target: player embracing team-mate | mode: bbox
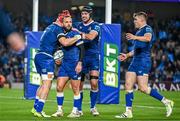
[29,6,174,119]
[31,10,64,118]
[31,10,82,118]
[52,11,85,118]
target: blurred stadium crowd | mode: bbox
[0,6,179,86]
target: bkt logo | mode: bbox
[103,43,119,88]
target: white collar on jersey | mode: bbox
[83,20,94,26]
[139,24,147,30]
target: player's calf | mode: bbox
[138,86,150,94]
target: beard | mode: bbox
[64,26,72,32]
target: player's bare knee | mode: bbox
[90,75,98,89]
[73,89,79,95]
[125,83,129,90]
[125,82,133,90]
[57,85,64,92]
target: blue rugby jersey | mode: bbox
[77,21,100,55]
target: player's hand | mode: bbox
[55,60,61,65]
[117,53,128,61]
[126,33,136,40]
[81,33,86,39]
[75,61,82,74]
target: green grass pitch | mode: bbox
[0,88,180,121]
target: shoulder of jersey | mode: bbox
[145,25,152,31]
[145,25,152,29]
[92,21,99,25]
[49,23,62,31]
[77,22,83,26]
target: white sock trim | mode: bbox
[36,96,39,99]
[126,90,133,93]
[161,97,167,104]
[57,92,64,97]
[126,107,132,112]
[147,87,151,94]
[58,105,62,110]
[91,89,99,92]
[39,99,45,103]
[72,107,78,113]
[74,94,80,100]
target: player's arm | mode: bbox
[126,33,152,42]
[81,30,98,41]
[58,34,81,47]
[126,51,134,58]
[118,51,134,62]
[81,24,100,41]
[75,41,85,73]
[76,41,85,62]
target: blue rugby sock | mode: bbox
[150,88,163,101]
[90,89,98,109]
[125,90,134,111]
[73,94,81,110]
[34,96,39,110]
[36,99,45,113]
[57,92,64,110]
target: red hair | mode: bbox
[57,10,71,23]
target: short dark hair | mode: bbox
[133,12,148,20]
[81,6,93,13]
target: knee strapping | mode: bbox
[90,76,99,80]
[41,73,54,81]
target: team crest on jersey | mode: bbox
[95,25,100,31]
[146,27,151,32]
[79,26,82,30]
